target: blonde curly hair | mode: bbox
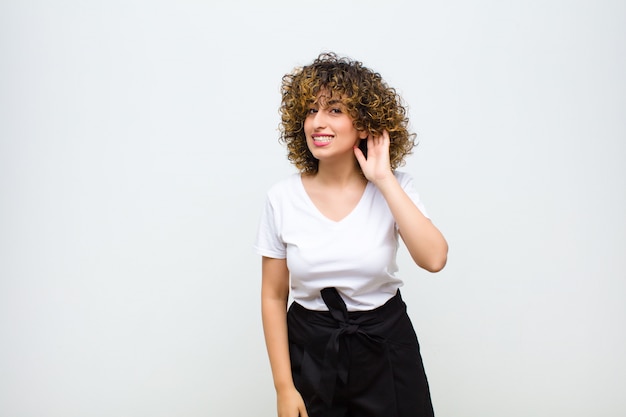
[279,52,416,174]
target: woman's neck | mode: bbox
[312,160,365,187]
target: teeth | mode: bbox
[314,136,333,142]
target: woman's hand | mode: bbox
[354,131,448,272]
[276,386,309,417]
[354,130,394,185]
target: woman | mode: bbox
[255,53,448,417]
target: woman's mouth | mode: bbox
[312,135,334,146]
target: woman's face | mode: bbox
[303,92,368,163]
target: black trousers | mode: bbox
[287,288,434,417]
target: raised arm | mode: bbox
[261,256,309,417]
[354,132,448,272]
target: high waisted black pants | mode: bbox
[287,288,434,417]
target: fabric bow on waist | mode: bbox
[318,287,388,407]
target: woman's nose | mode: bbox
[312,110,326,127]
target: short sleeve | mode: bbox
[396,171,430,219]
[254,194,287,259]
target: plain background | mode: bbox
[1,1,625,416]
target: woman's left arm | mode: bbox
[354,131,448,272]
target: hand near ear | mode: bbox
[354,130,394,185]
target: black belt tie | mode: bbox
[318,287,388,407]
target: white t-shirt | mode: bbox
[255,171,429,311]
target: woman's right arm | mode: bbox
[261,256,308,417]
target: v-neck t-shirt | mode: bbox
[255,171,429,311]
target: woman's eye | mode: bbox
[307,108,318,114]
[330,107,342,114]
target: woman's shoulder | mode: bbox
[393,170,414,186]
[266,173,301,197]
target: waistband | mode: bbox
[289,288,405,323]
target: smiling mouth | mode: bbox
[313,136,334,143]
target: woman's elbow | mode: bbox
[421,255,447,273]
[415,244,448,273]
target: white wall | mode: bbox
[1,1,624,416]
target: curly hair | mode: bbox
[279,52,416,174]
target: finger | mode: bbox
[381,130,390,145]
[365,134,378,150]
[370,134,386,151]
[353,145,366,165]
[375,132,388,147]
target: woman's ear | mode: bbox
[359,130,369,140]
